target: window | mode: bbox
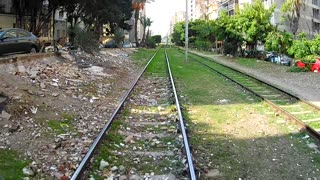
[3,30,17,38]
[313,8,319,19]
[18,30,30,37]
[313,0,318,5]
[313,22,320,31]
[59,11,64,18]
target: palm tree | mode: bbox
[132,0,145,47]
[140,16,152,46]
[132,0,154,47]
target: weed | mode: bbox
[0,149,29,179]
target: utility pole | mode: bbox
[185,0,189,62]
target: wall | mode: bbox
[0,14,15,28]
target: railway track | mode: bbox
[181,50,320,141]
[71,48,196,179]
[183,49,320,142]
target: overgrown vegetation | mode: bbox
[0,149,29,179]
[171,0,274,55]
[171,0,320,66]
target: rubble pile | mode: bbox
[0,49,139,179]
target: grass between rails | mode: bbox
[130,48,157,67]
[167,48,320,179]
[90,48,184,178]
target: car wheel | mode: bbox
[30,47,37,54]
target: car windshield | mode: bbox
[0,30,4,36]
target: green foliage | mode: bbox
[113,27,125,48]
[287,32,312,58]
[75,28,99,53]
[310,34,320,55]
[235,0,275,47]
[151,35,162,44]
[171,22,185,46]
[265,30,293,53]
[170,0,275,54]
[0,149,29,179]
[145,37,156,48]
[189,19,215,50]
[288,66,310,72]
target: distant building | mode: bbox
[195,0,219,20]
[170,11,186,35]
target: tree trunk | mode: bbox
[141,26,146,46]
[134,9,140,47]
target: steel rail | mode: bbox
[186,51,320,141]
[71,48,161,180]
[165,49,196,180]
[186,50,320,111]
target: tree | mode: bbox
[234,0,275,49]
[189,19,215,50]
[215,11,243,55]
[151,35,161,44]
[265,30,293,53]
[281,0,304,37]
[132,0,145,47]
[12,0,64,36]
[171,22,185,46]
[288,32,312,58]
[140,16,153,46]
[131,0,154,47]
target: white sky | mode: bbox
[146,0,185,37]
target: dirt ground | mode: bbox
[0,48,144,178]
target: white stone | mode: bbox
[99,159,109,170]
[22,167,35,176]
[0,110,11,120]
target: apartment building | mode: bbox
[218,0,320,37]
[169,11,186,34]
[195,0,219,20]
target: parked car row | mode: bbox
[0,28,40,56]
[265,52,293,66]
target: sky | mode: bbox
[145,0,185,37]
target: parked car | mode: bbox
[310,59,320,72]
[0,28,40,55]
[122,41,132,48]
[279,54,293,66]
[265,52,293,66]
[104,40,116,48]
[296,58,320,73]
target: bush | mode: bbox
[223,42,238,56]
[151,35,161,44]
[145,37,156,48]
[113,28,125,48]
[287,32,312,58]
[302,55,317,64]
[69,26,99,53]
[288,66,309,72]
